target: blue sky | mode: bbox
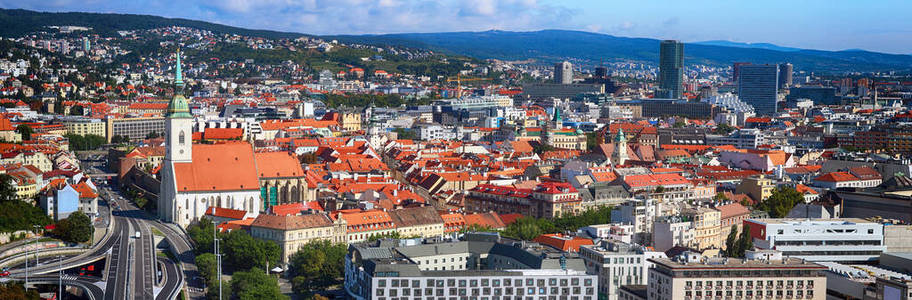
[2,0,910,54]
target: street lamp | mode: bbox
[32,225,41,266]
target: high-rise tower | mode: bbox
[554,61,573,84]
[659,40,684,99]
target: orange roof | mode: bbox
[532,234,593,252]
[463,212,507,229]
[255,151,304,178]
[204,206,248,220]
[173,143,260,192]
[73,182,97,199]
[204,128,243,140]
[498,213,523,225]
[714,203,749,219]
[510,141,534,153]
[814,172,859,182]
[794,184,818,195]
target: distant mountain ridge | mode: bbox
[0,9,909,73]
[692,40,803,52]
[330,29,912,73]
[0,8,306,39]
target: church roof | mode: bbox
[255,151,305,178]
[173,142,260,192]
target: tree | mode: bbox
[70,105,84,116]
[229,268,287,300]
[15,124,33,141]
[724,225,739,257]
[145,131,161,139]
[289,240,347,294]
[756,187,803,218]
[221,229,281,271]
[66,134,107,151]
[0,200,51,232]
[0,282,41,299]
[714,123,736,135]
[53,211,95,243]
[585,132,600,151]
[735,224,753,257]
[111,135,131,144]
[187,218,215,254]
[195,253,217,280]
[0,174,18,202]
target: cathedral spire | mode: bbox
[175,48,184,88]
[167,48,192,119]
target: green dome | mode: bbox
[167,94,192,118]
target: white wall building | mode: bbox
[745,218,885,262]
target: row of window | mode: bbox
[684,289,814,298]
[378,278,594,289]
[376,286,596,297]
[685,280,816,288]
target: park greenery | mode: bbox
[0,199,51,233]
[53,211,95,244]
[188,219,284,299]
[502,205,614,241]
[755,187,804,218]
[65,134,107,151]
[288,240,348,295]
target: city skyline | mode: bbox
[2,0,912,54]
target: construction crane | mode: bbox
[446,74,493,97]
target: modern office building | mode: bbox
[778,63,793,89]
[344,233,598,300]
[555,61,573,84]
[659,40,684,99]
[105,116,166,142]
[786,87,839,105]
[744,218,885,262]
[738,64,779,116]
[647,253,827,300]
[579,240,667,300]
[732,62,751,83]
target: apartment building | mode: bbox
[647,253,827,300]
[345,233,597,300]
[249,213,348,263]
[105,116,166,142]
[682,207,722,250]
[465,182,583,219]
[63,118,106,137]
[745,218,885,262]
[387,206,445,239]
[580,240,667,300]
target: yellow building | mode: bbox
[340,112,362,132]
[683,207,722,250]
[63,118,106,137]
[249,213,347,263]
[736,175,776,203]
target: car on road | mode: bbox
[0,270,10,277]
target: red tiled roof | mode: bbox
[463,212,507,229]
[533,234,593,252]
[814,172,859,182]
[204,206,247,220]
[173,143,260,192]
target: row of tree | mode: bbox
[188,219,285,300]
[502,205,614,241]
[65,134,107,151]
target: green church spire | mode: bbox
[167,48,192,119]
[175,49,184,88]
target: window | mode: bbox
[179,131,185,144]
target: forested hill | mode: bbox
[0,8,305,39]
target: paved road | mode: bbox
[23,275,105,300]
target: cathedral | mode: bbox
[159,50,262,227]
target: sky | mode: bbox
[2,0,911,54]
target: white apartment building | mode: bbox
[653,216,696,252]
[647,255,827,300]
[745,218,885,262]
[580,240,667,300]
[611,198,662,245]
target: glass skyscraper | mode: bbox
[738,64,779,115]
[659,40,684,99]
